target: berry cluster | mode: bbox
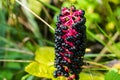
[54,6,86,80]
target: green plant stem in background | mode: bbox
[0,59,32,63]
[96,24,112,41]
[85,54,115,58]
[87,29,106,46]
[94,31,119,62]
[15,0,55,31]
[0,47,33,55]
[42,39,54,46]
[85,61,110,70]
[0,59,110,70]
[21,0,43,46]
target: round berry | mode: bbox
[66,36,74,42]
[64,72,69,77]
[53,70,58,78]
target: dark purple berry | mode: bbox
[53,70,58,78]
[66,36,74,42]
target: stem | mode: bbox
[70,6,72,16]
[0,47,33,55]
[94,31,119,62]
[0,59,32,63]
[85,61,110,70]
[15,0,55,31]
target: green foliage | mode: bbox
[37,0,59,12]
[35,47,54,63]
[25,47,55,79]
[105,68,120,80]
[0,0,120,80]
[80,72,104,80]
[0,69,13,80]
[25,62,55,79]
[25,47,106,80]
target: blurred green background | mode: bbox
[0,0,120,80]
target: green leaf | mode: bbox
[25,62,55,79]
[105,68,120,80]
[25,47,55,79]
[35,47,54,65]
[80,71,104,80]
[21,74,34,80]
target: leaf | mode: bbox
[105,68,120,80]
[80,72,104,80]
[25,47,55,79]
[25,62,55,79]
[35,47,55,65]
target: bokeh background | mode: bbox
[0,0,120,80]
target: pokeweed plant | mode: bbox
[54,6,86,80]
